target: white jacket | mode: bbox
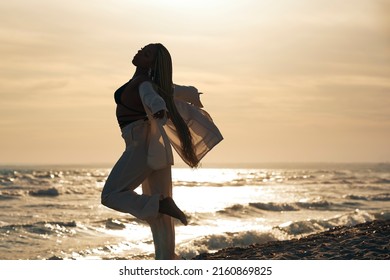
[139,81,223,169]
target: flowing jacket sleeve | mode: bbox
[165,85,223,166]
[139,81,167,114]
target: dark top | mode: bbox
[115,79,147,129]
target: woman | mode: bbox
[101,43,222,259]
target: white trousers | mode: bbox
[101,120,176,259]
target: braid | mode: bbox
[151,44,198,168]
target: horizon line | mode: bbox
[0,161,389,169]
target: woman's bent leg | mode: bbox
[101,121,160,220]
[101,151,160,220]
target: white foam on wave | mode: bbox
[249,202,299,211]
[275,209,379,235]
[177,230,282,259]
[105,218,126,230]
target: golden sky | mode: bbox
[0,0,389,166]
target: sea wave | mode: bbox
[249,202,299,211]
[216,204,264,217]
[0,221,77,236]
[29,188,60,197]
[177,230,281,259]
[0,190,25,199]
[344,193,390,201]
[217,200,345,215]
[105,218,126,230]
[275,209,386,236]
[0,193,19,200]
[373,178,390,184]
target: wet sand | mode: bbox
[194,220,390,260]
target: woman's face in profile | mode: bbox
[132,44,157,68]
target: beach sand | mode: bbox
[193,220,390,260]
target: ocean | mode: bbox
[0,163,389,260]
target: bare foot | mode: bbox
[159,197,188,225]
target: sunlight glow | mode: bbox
[150,0,228,11]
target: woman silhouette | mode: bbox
[101,43,222,259]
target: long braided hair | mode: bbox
[150,43,198,168]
